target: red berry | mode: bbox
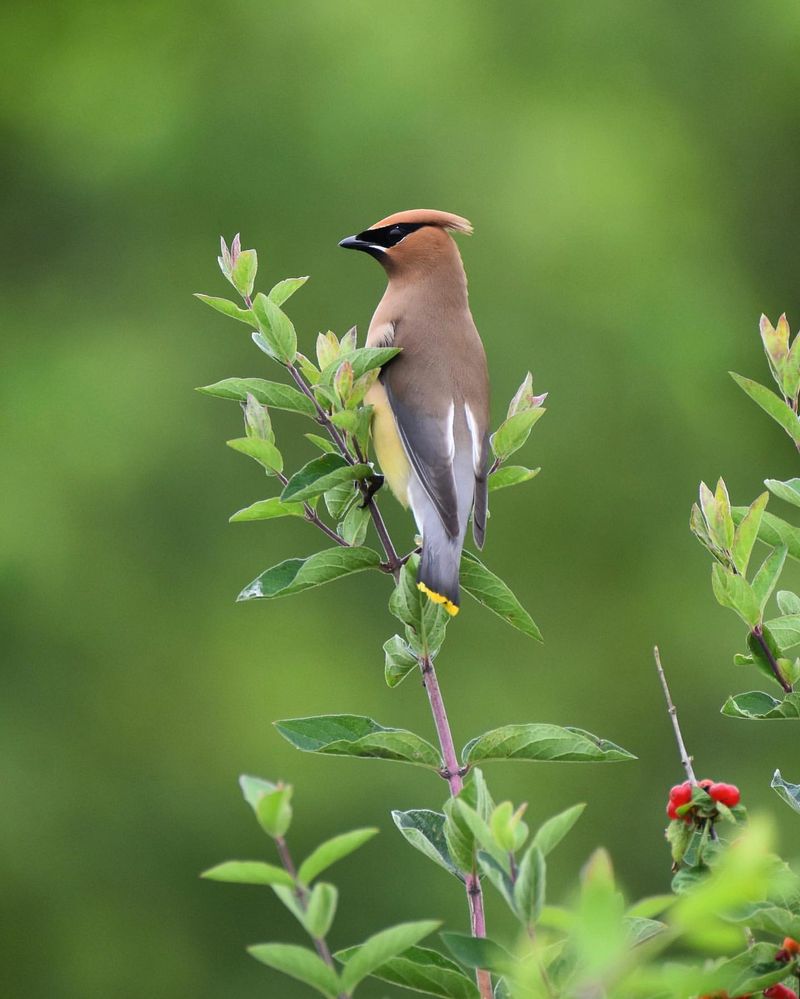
[784,937,800,955]
[709,782,741,807]
[669,781,692,806]
[764,985,798,998]
[699,778,714,790]
[667,800,679,820]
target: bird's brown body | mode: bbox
[340,210,490,614]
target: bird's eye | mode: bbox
[389,226,405,239]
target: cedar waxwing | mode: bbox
[339,209,490,616]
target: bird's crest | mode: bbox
[369,209,473,235]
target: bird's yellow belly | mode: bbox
[366,381,410,508]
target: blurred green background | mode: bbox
[3,1,800,995]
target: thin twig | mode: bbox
[275,836,347,997]
[653,646,697,785]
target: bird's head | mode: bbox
[339,209,472,277]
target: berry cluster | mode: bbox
[698,940,800,998]
[667,779,741,822]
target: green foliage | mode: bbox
[772,769,800,814]
[197,376,317,415]
[334,944,479,999]
[391,809,461,878]
[462,723,636,765]
[237,547,382,601]
[247,943,340,998]
[297,828,379,886]
[275,714,443,769]
[721,690,800,719]
[200,860,294,887]
[338,920,442,993]
[459,552,542,641]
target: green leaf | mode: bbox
[389,558,449,658]
[226,437,283,475]
[194,293,256,325]
[778,590,800,615]
[392,810,461,877]
[275,715,442,769]
[319,346,401,385]
[731,492,769,575]
[268,276,308,306]
[443,794,477,872]
[439,933,516,975]
[532,803,586,856]
[624,916,667,946]
[247,943,340,998]
[239,774,277,810]
[625,895,675,919]
[238,547,381,601]
[304,882,338,939]
[252,293,298,363]
[721,690,800,719]
[384,635,419,688]
[462,724,636,765]
[488,466,540,492]
[514,843,546,924]
[477,851,515,909]
[339,920,441,993]
[751,544,787,612]
[281,454,373,504]
[732,507,800,562]
[197,377,316,416]
[460,551,542,641]
[230,497,307,522]
[490,408,546,460]
[338,501,370,546]
[766,477,800,509]
[334,943,479,999]
[256,786,293,838]
[297,828,379,885]
[711,563,760,628]
[200,860,294,887]
[747,627,792,688]
[764,614,800,649]
[772,769,800,813]
[230,248,257,297]
[726,901,800,938]
[730,372,800,445]
[305,432,338,454]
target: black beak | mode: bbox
[338,235,369,250]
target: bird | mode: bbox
[339,209,490,616]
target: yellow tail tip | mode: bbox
[417,581,460,616]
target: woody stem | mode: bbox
[421,655,493,999]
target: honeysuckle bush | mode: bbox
[690,313,800,814]
[198,236,800,999]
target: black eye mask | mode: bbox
[356,222,426,248]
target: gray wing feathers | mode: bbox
[382,378,461,538]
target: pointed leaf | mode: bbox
[306,432,338,454]
[275,715,442,769]
[338,501,370,546]
[751,544,787,612]
[339,921,441,993]
[392,810,461,877]
[731,492,769,575]
[766,477,800,509]
[230,497,307,522]
[268,276,308,306]
[238,547,380,601]
[711,563,760,628]
[247,943,340,998]
[764,614,800,649]
[477,851,515,909]
[721,690,800,719]
[200,860,294,887]
[227,437,283,475]
[460,551,542,641]
[319,346,401,385]
[490,408,546,460]
[439,933,516,975]
[514,844,546,924]
[297,828,379,885]
[281,454,372,504]
[488,465,540,492]
[384,635,419,688]
[777,590,800,615]
[194,294,255,325]
[230,248,257,298]
[772,769,800,814]
[334,943,479,999]
[462,724,635,765]
[305,882,338,938]
[239,774,276,810]
[532,803,586,856]
[251,293,297,362]
[197,377,316,416]
[730,372,800,445]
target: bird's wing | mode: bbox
[381,369,461,539]
[466,403,489,548]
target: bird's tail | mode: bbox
[417,521,462,617]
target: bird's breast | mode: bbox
[366,380,410,508]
